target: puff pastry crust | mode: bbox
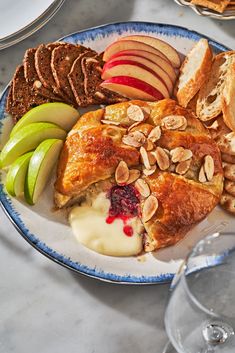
[55,99,223,252]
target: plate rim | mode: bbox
[0,21,231,285]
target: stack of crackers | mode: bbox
[6,42,126,122]
[175,39,235,214]
[190,0,235,13]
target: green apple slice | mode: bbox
[0,122,66,168]
[24,139,63,205]
[5,152,33,197]
[10,102,79,137]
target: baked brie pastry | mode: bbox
[54,99,223,254]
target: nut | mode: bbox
[170,147,193,163]
[140,146,151,170]
[142,195,159,222]
[127,121,142,132]
[148,126,161,142]
[199,165,207,183]
[148,152,156,165]
[153,147,170,170]
[101,119,120,126]
[127,104,146,122]
[143,139,154,151]
[126,169,141,184]
[176,159,191,175]
[33,80,42,89]
[135,178,151,198]
[122,131,146,148]
[143,165,157,176]
[115,161,129,185]
[162,115,187,130]
[204,155,214,181]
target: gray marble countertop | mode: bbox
[0,1,234,352]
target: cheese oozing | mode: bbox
[69,192,143,257]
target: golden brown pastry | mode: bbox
[55,99,223,252]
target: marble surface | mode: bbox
[0,1,234,352]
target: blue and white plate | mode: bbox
[0,22,233,284]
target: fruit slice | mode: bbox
[5,152,33,197]
[100,76,164,101]
[107,57,173,93]
[102,60,169,98]
[25,139,63,205]
[0,122,66,168]
[10,102,79,137]
[103,40,170,63]
[109,49,177,82]
[118,35,181,68]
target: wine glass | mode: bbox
[163,232,235,353]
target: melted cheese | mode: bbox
[69,192,143,257]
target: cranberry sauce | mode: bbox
[106,185,140,237]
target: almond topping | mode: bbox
[162,115,187,130]
[143,139,154,151]
[142,195,159,222]
[143,165,157,176]
[140,146,151,170]
[101,119,120,126]
[148,152,156,165]
[127,104,145,122]
[176,159,191,175]
[170,147,193,163]
[148,126,161,142]
[135,178,150,198]
[115,161,129,185]
[153,147,170,170]
[127,121,142,132]
[126,169,141,185]
[199,165,207,183]
[204,155,214,181]
[122,131,146,148]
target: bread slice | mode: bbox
[176,38,212,108]
[196,51,235,122]
[221,61,235,131]
[191,0,230,13]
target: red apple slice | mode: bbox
[119,35,181,68]
[110,49,177,82]
[103,40,170,63]
[100,76,164,101]
[102,60,169,98]
[107,56,173,94]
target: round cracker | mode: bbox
[221,153,235,164]
[224,179,235,197]
[223,162,235,182]
[220,191,235,214]
[217,132,235,156]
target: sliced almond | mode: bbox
[101,119,120,126]
[135,178,150,198]
[153,147,170,170]
[207,120,219,130]
[142,106,151,115]
[148,152,156,165]
[122,131,146,148]
[204,155,214,181]
[143,165,157,176]
[142,195,159,222]
[162,115,187,130]
[176,159,191,175]
[179,120,188,131]
[126,169,141,184]
[140,146,151,170]
[127,121,142,132]
[170,147,193,163]
[115,161,129,185]
[143,139,154,151]
[127,104,145,122]
[199,165,207,183]
[148,126,161,142]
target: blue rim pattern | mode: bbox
[0,22,230,284]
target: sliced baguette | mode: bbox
[176,38,212,108]
[222,61,235,131]
[196,51,235,122]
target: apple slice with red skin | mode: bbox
[107,56,173,94]
[103,40,170,63]
[109,49,177,82]
[102,60,169,98]
[118,35,181,68]
[100,76,164,101]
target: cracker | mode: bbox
[224,179,235,197]
[191,0,230,13]
[221,153,235,164]
[220,191,235,214]
[223,162,235,181]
